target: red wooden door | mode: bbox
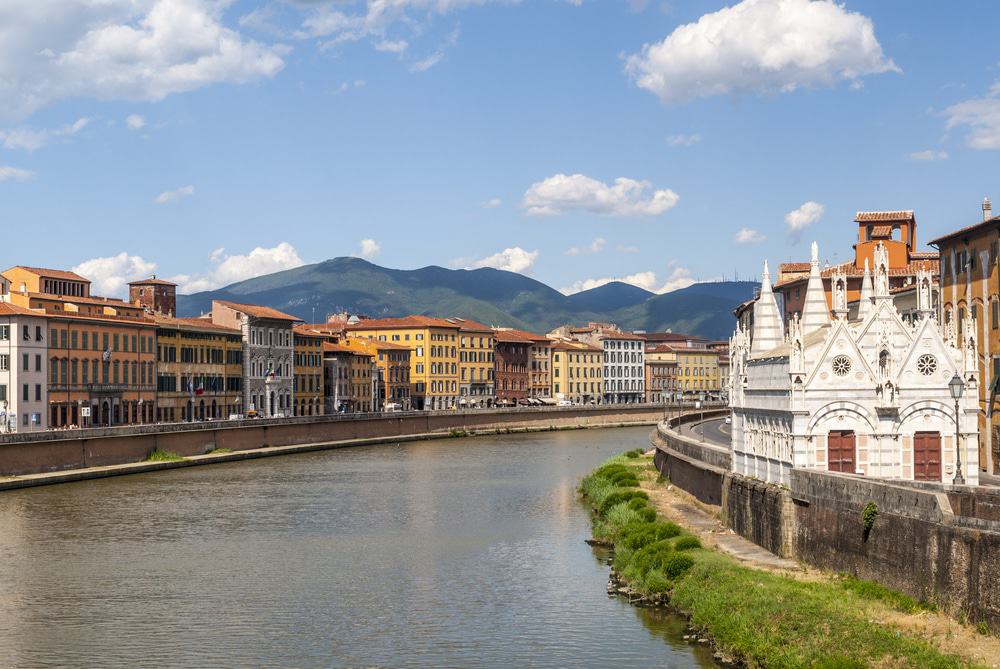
[828,430,856,473]
[913,432,942,481]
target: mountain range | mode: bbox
[176,257,757,340]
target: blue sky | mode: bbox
[2,0,1000,297]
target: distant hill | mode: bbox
[566,281,654,312]
[177,257,756,339]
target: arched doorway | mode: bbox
[828,430,856,473]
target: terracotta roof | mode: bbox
[910,251,938,259]
[493,327,548,342]
[322,342,373,356]
[370,340,412,351]
[773,257,939,288]
[151,314,240,334]
[778,262,811,272]
[291,324,327,339]
[128,276,177,287]
[445,317,493,332]
[294,323,345,335]
[24,292,137,308]
[0,303,47,317]
[600,331,646,341]
[5,266,90,282]
[493,329,533,343]
[213,300,300,322]
[870,224,893,237]
[855,211,915,222]
[927,216,1000,246]
[345,315,461,330]
[551,340,602,353]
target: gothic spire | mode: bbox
[858,258,874,321]
[751,260,783,355]
[800,241,831,334]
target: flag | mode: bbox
[195,381,204,396]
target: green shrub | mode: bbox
[580,476,618,509]
[643,569,672,593]
[637,508,657,522]
[627,497,648,510]
[609,471,639,487]
[620,521,681,551]
[625,448,644,459]
[625,540,674,579]
[861,502,878,533]
[661,553,696,579]
[605,502,644,538]
[674,535,702,551]
[599,489,648,514]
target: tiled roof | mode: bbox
[927,216,1000,246]
[5,266,90,282]
[551,340,602,353]
[214,300,300,322]
[0,303,46,317]
[778,262,811,272]
[494,327,548,342]
[446,317,493,332]
[855,211,914,222]
[322,342,373,356]
[152,314,241,334]
[773,257,939,288]
[25,292,136,308]
[345,315,460,330]
[493,329,533,343]
[128,276,177,287]
[870,224,893,237]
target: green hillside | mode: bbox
[176,257,755,339]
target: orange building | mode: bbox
[771,212,939,325]
[336,337,412,411]
[2,266,157,427]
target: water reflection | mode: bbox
[0,427,718,669]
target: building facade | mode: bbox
[929,199,1000,474]
[211,301,298,418]
[293,326,324,417]
[552,323,645,404]
[456,318,494,407]
[644,347,679,405]
[496,328,551,400]
[337,337,411,411]
[731,242,979,486]
[152,315,243,422]
[346,316,461,410]
[0,303,48,432]
[494,329,530,405]
[323,343,375,412]
[550,340,603,404]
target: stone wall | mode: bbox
[0,406,665,476]
[651,420,1000,631]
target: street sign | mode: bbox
[80,407,91,418]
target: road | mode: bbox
[679,416,731,447]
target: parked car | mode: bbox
[724,416,732,425]
[383,402,403,413]
[556,399,573,407]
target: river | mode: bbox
[0,426,720,668]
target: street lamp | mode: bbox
[948,372,965,485]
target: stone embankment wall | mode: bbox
[653,420,1000,631]
[0,405,665,477]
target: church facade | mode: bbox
[729,241,980,486]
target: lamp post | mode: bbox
[949,372,965,485]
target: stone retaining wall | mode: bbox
[652,420,1000,631]
[0,406,665,477]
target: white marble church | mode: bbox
[729,241,980,486]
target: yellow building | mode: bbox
[454,318,494,407]
[550,340,603,404]
[151,315,243,422]
[657,345,721,398]
[293,326,325,417]
[345,316,461,410]
[337,337,412,411]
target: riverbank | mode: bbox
[581,452,1000,669]
[0,420,657,492]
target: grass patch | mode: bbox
[210,448,232,455]
[144,448,185,462]
[580,451,973,669]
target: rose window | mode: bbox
[917,354,937,376]
[832,355,852,377]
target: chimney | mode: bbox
[984,196,993,221]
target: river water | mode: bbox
[0,426,720,668]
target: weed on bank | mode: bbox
[580,452,981,669]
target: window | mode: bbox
[0,354,8,371]
[993,301,999,330]
[0,325,7,340]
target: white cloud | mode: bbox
[470,247,538,274]
[0,166,35,182]
[523,173,679,217]
[171,242,305,293]
[907,149,948,161]
[126,114,146,130]
[72,252,157,297]
[155,184,195,204]
[625,0,898,105]
[785,200,824,238]
[483,198,502,209]
[561,264,701,295]
[355,238,381,260]
[617,245,640,253]
[734,227,767,244]
[666,133,701,147]
[375,39,408,53]
[0,0,287,120]
[565,237,606,256]
[410,53,444,72]
[945,88,1000,150]
[0,117,90,151]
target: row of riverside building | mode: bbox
[733,201,1000,479]
[0,266,730,432]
